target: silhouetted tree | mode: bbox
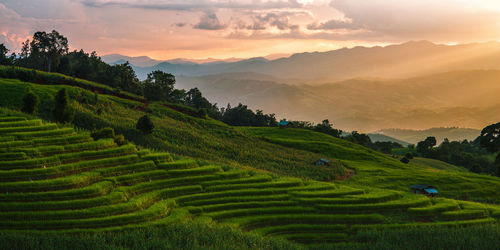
[0,43,13,65]
[52,88,74,123]
[405,152,414,159]
[20,30,69,72]
[314,119,342,138]
[416,136,437,156]
[21,88,39,114]
[143,70,176,101]
[136,115,154,135]
[344,131,372,147]
[479,122,500,176]
[479,122,500,153]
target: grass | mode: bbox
[0,221,299,250]
[242,127,500,204]
[0,77,348,181]
[0,74,499,248]
[319,224,500,250]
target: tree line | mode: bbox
[0,30,282,127]
[405,126,500,176]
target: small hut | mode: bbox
[314,158,330,166]
[278,119,290,127]
[410,184,438,197]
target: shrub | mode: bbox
[91,127,115,141]
[20,89,39,114]
[53,88,74,123]
[405,152,414,159]
[136,115,154,135]
[198,108,208,118]
[114,134,127,146]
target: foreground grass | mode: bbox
[316,224,500,250]
[0,221,299,250]
[2,223,499,250]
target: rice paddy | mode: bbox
[0,113,498,247]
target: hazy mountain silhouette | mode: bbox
[176,70,500,132]
[107,41,500,132]
[120,41,500,81]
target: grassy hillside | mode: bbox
[242,127,500,204]
[0,77,346,181]
[0,73,499,248]
[0,110,498,248]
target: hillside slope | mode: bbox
[242,127,500,204]
[0,110,498,247]
[0,77,346,181]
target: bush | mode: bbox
[405,152,414,159]
[20,89,39,114]
[114,134,127,146]
[198,108,208,118]
[136,115,154,135]
[91,127,115,141]
[53,88,74,123]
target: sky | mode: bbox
[2,0,500,60]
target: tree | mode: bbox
[53,88,74,123]
[0,43,13,65]
[314,119,342,138]
[416,136,437,156]
[344,131,372,147]
[405,152,414,159]
[136,115,154,135]
[143,70,176,101]
[400,157,410,164]
[108,62,142,95]
[479,122,500,153]
[28,30,69,72]
[221,103,255,126]
[21,89,39,114]
[479,122,500,176]
[185,88,212,110]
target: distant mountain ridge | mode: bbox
[375,127,481,145]
[103,41,500,132]
[101,54,246,68]
[176,70,500,131]
[106,41,500,81]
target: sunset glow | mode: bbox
[2,0,500,59]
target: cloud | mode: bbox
[173,22,187,27]
[193,12,226,30]
[321,0,500,41]
[307,18,361,30]
[253,12,299,30]
[82,0,303,11]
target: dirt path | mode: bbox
[336,169,355,180]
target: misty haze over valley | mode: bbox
[104,41,500,132]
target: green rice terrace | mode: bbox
[0,112,499,248]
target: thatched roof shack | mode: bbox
[410,184,438,197]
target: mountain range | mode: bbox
[102,41,500,132]
[104,41,500,82]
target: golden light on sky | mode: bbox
[1,0,500,60]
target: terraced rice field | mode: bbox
[0,114,499,245]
